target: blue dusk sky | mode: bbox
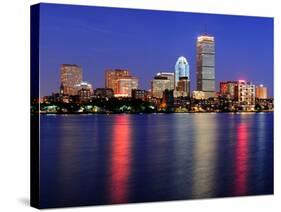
[38,3,274,97]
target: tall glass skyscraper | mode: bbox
[175,56,189,89]
[196,35,216,98]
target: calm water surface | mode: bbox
[40,113,273,208]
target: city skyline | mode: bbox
[39,4,273,97]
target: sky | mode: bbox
[38,3,274,97]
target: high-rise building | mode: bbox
[105,69,130,94]
[175,56,189,89]
[156,72,174,90]
[175,76,190,97]
[60,64,83,95]
[115,76,138,97]
[256,84,268,99]
[196,35,216,98]
[220,81,237,99]
[151,75,173,98]
[235,80,255,109]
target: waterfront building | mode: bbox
[115,76,138,97]
[105,69,138,97]
[175,56,189,89]
[196,35,216,98]
[192,90,206,100]
[132,89,148,100]
[156,72,175,90]
[74,81,93,94]
[60,64,83,95]
[220,81,237,99]
[151,75,173,98]
[94,88,114,98]
[105,69,130,94]
[256,84,268,99]
[175,76,190,97]
[78,88,92,103]
[74,82,93,103]
[235,80,255,110]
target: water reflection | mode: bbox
[192,114,217,198]
[234,121,249,195]
[109,115,132,203]
[39,113,273,208]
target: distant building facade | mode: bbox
[78,88,92,103]
[132,89,148,100]
[105,69,130,93]
[60,64,83,95]
[115,76,138,97]
[94,88,114,98]
[220,81,237,99]
[74,81,93,94]
[105,69,138,97]
[74,82,93,103]
[175,56,189,89]
[196,35,216,98]
[151,75,173,98]
[175,76,190,97]
[235,80,255,109]
[255,84,268,99]
[156,72,175,90]
[192,90,206,100]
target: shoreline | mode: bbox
[32,110,274,115]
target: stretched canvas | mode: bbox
[31,3,274,209]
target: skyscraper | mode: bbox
[196,35,216,98]
[105,69,130,94]
[60,64,83,95]
[176,76,190,97]
[156,72,174,90]
[151,75,172,99]
[175,56,189,89]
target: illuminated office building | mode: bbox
[156,72,174,90]
[196,35,216,98]
[105,69,130,94]
[60,64,83,95]
[115,76,138,97]
[151,75,173,99]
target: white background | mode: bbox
[0,0,280,211]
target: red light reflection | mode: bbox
[234,123,249,195]
[109,115,131,203]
